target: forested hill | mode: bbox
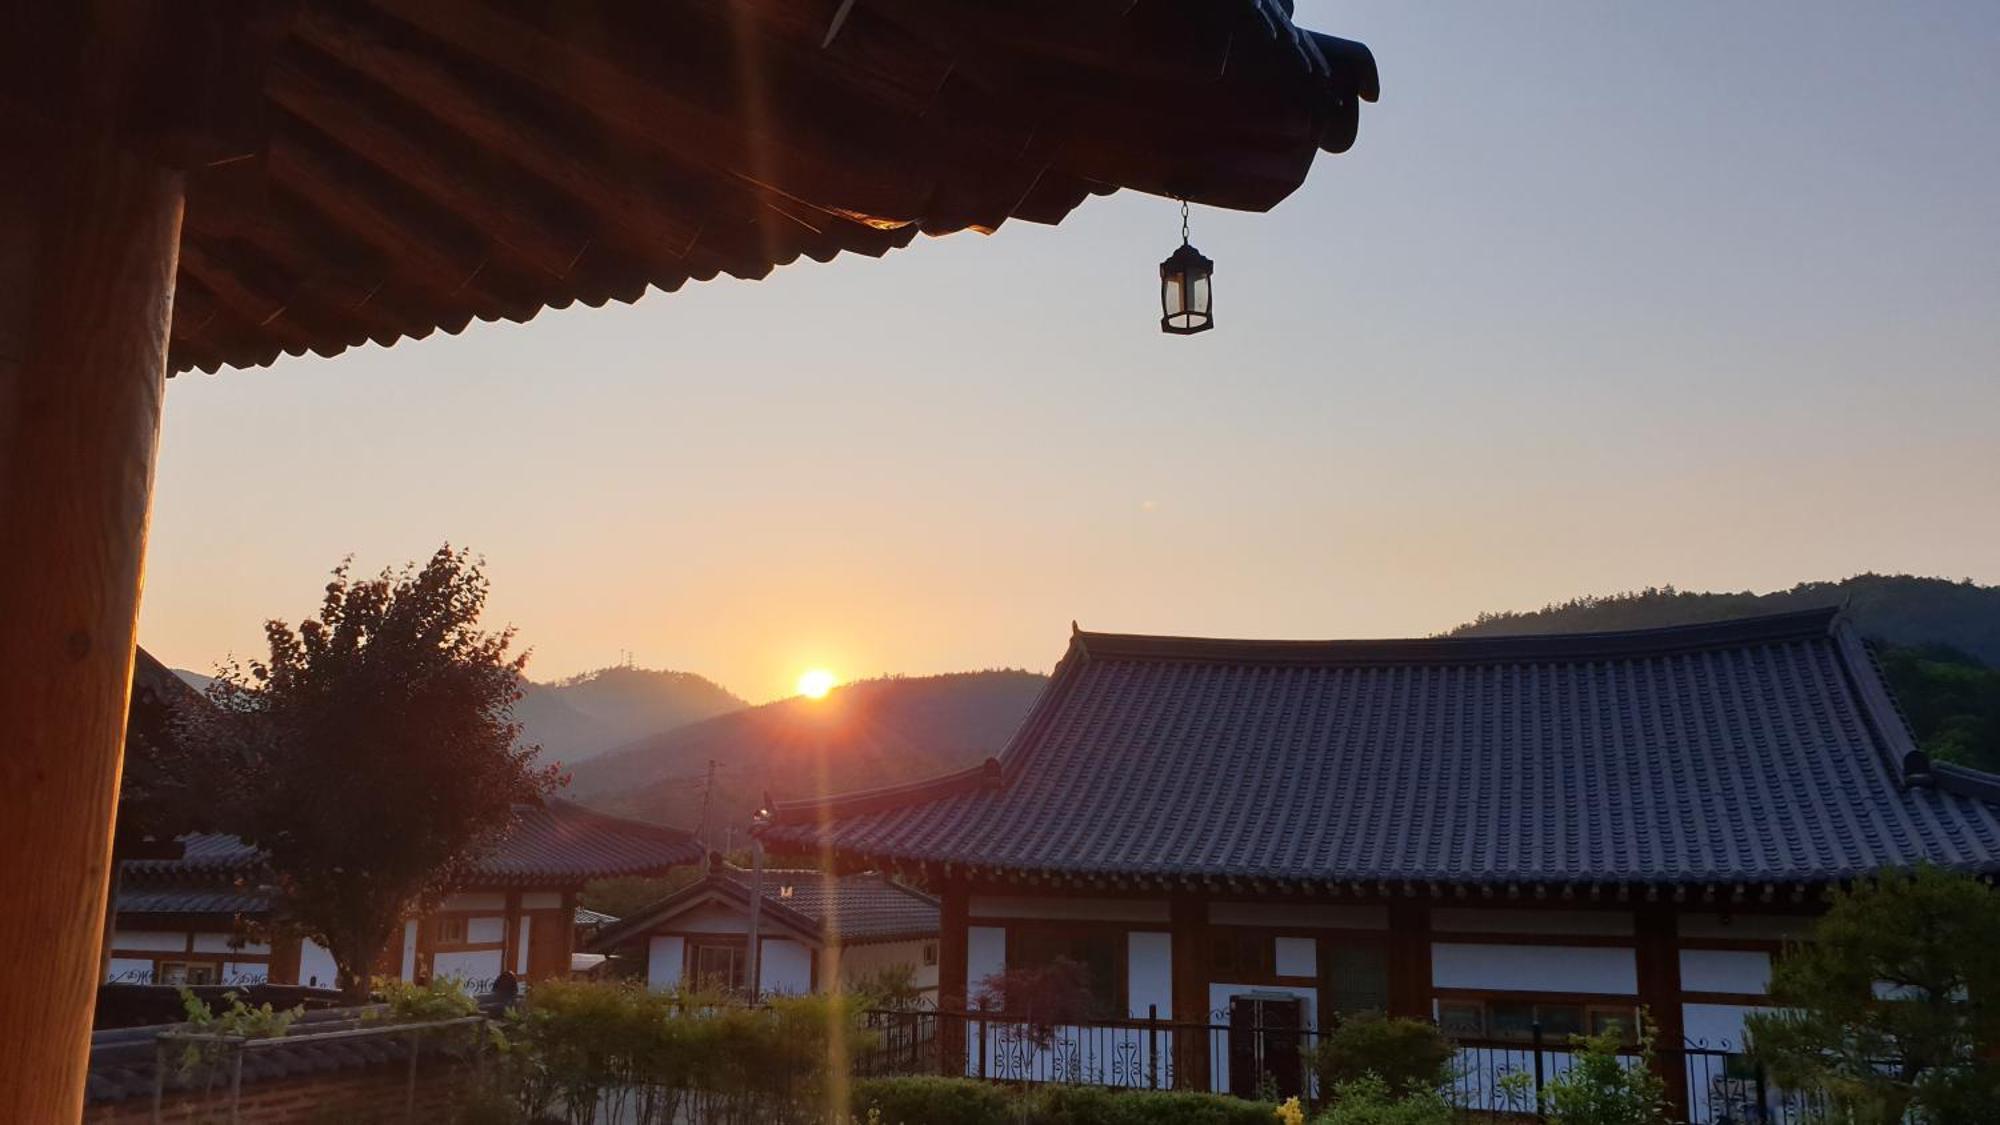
[1452,575,2000,772]
[564,669,1049,836]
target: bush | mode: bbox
[1540,1029,1667,1125]
[1026,1084,1277,1125]
[850,1076,1013,1125]
[1311,1075,1453,1125]
[372,975,479,1022]
[1309,1014,1454,1097]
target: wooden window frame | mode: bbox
[1001,921,1129,1018]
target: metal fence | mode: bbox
[854,1006,1830,1124]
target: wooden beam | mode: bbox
[0,129,182,1123]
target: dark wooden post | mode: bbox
[0,124,183,1120]
[1169,893,1209,1091]
[1634,902,1688,1120]
[1386,900,1433,1019]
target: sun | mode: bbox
[796,668,838,700]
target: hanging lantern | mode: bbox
[1159,200,1213,335]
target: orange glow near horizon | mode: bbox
[795,668,838,699]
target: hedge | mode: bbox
[850,1077,1276,1125]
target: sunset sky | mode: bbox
[137,1,2000,704]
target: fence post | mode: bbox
[1148,1004,1159,1090]
[405,1026,421,1123]
[1755,1059,1770,1124]
[1531,1021,1546,1123]
[228,1041,245,1125]
[975,1003,987,1080]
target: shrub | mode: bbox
[1026,1084,1279,1125]
[1311,1075,1453,1125]
[1540,1029,1667,1125]
[850,1076,1013,1125]
[1309,1014,1454,1097]
[372,975,479,1022]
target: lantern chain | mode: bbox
[1180,199,1191,245]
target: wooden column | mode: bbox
[1386,900,1433,1019]
[0,127,182,1121]
[936,881,969,1068]
[1635,903,1688,1120]
[1168,893,1210,1091]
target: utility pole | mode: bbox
[745,834,765,998]
[695,759,717,853]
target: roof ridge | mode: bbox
[1074,607,1842,667]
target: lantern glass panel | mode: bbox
[1163,273,1185,319]
[1190,272,1211,316]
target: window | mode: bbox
[158,961,219,986]
[689,941,745,992]
[1324,945,1390,1017]
[1438,1001,1484,1037]
[1010,929,1121,1017]
[434,916,468,944]
[921,941,939,968]
[1441,999,1638,1043]
[1210,929,1271,979]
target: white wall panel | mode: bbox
[1431,943,1637,995]
[968,926,1006,997]
[433,949,504,988]
[193,934,268,954]
[300,939,339,989]
[441,892,507,911]
[516,916,531,974]
[761,938,814,995]
[648,936,685,990]
[1679,949,1770,995]
[400,920,417,980]
[224,962,269,984]
[1127,932,1173,1017]
[467,917,507,944]
[106,958,155,984]
[1274,937,1317,978]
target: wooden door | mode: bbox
[1227,995,1305,1100]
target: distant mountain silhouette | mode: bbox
[1449,574,2000,666]
[566,670,1048,838]
[518,667,747,766]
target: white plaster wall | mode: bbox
[112,930,187,952]
[441,892,507,911]
[1127,932,1172,1018]
[1430,908,1634,936]
[299,939,339,989]
[648,936,685,990]
[1274,937,1316,978]
[399,920,417,980]
[520,891,563,910]
[1679,913,1812,941]
[1208,903,1387,929]
[467,916,507,944]
[1680,949,1770,995]
[515,916,531,974]
[673,901,758,933]
[761,938,814,994]
[1431,943,1637,995]
[967,925,1006,997]
[106,958,155,983]
[434,949,504,989]
[224,962,269,984]
[968,897,1169,923]
[1682,1002,1761,1053]
[1206,984,1318,1096]
[193,934,268,955]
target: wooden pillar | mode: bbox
[1169,893,1210,1091]
[1386,900,1433,1019]
[0,126,182,1120]
[936,881,969,1068]
[1635,903,1688,1120]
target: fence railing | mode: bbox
[853,1006,1831,1124]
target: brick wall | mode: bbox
[85,1059,474,1124]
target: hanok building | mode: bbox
[761,610,2000,1111]
[592,857,940,1000]
[109,799,703,992]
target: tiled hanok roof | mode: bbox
[761,611,2000,890]
[592,864,939,951]
[115,887,272,916]
[117,799,701,900]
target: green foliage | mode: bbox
[371,975,480,1022]
[1746,866,2000,1123]
[175,988,304,1074]
[485,979,872,1124]
[849,1077,1013,1125]
[848,962,927,1010]
[1308,1014,1455,1098]
[1026,1085,1278,1125]
[1877,644,2000,772]
[190,546,562,999]
[1310,1075,1453,1125]
[1540,1029,1667,1125]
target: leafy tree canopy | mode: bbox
[193,546,560,999]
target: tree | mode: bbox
[195,547,561,1000]
[1746,867,2000,1123]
